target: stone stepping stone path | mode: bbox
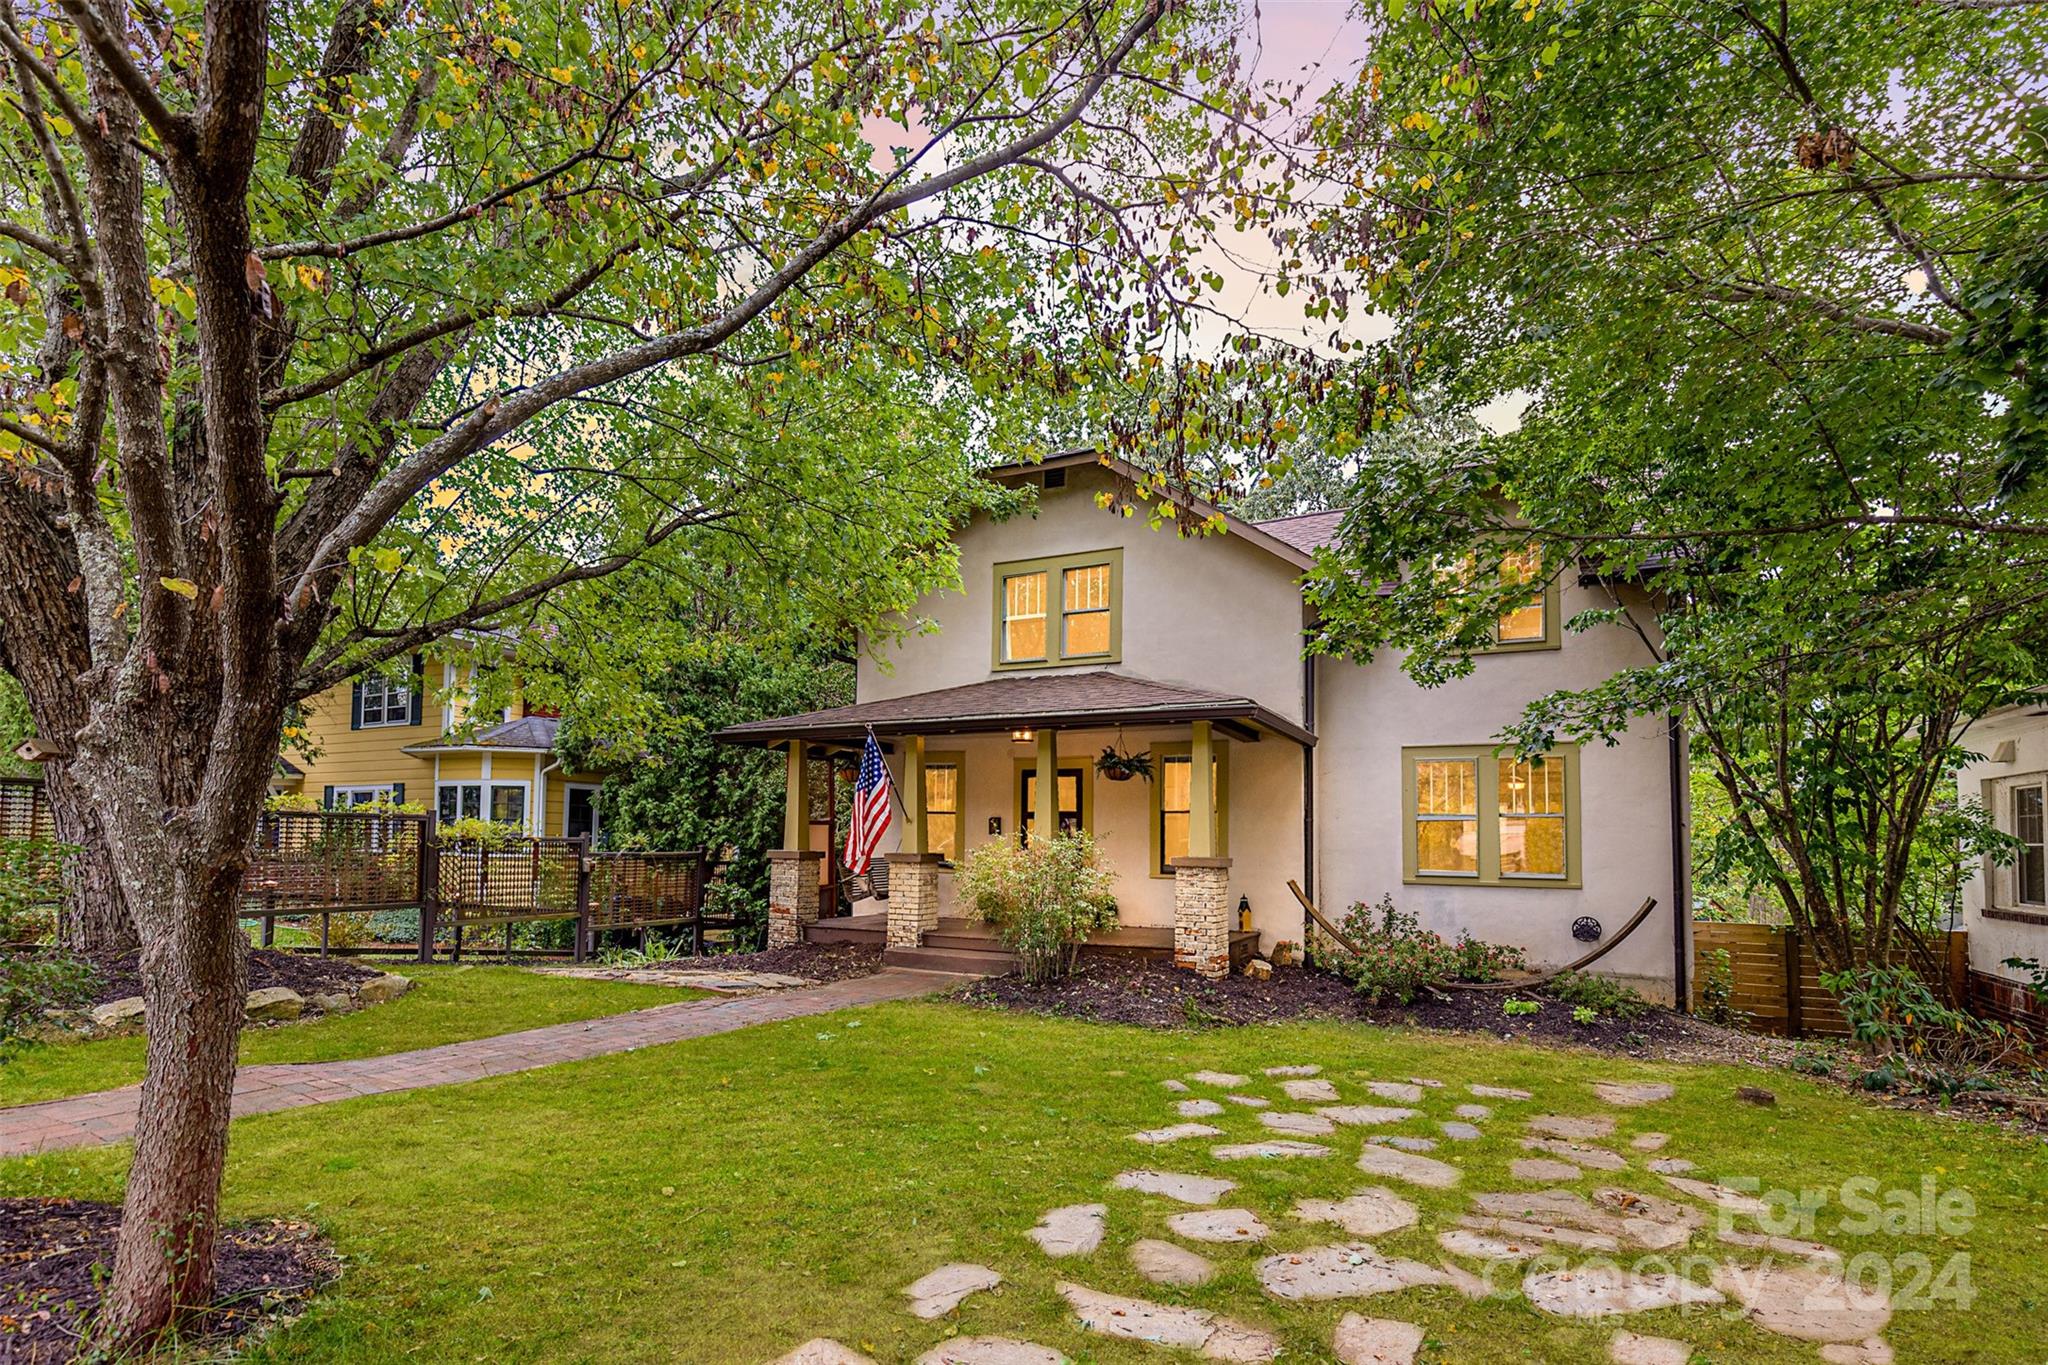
[1225,1093,1271,1108]
[1133,1122,1223,1145]
[1521,1136,1627,1171]
[1593,1081,1675,1107]
[1527,1114,1617,1140]
[1167,1208,1271,1243]
[1609,1330,1691,1365]
[1255,1243,1452,1301]
[1820,1341,1896,1365]
[1470,1084,1532,1100]
[1259,1109,1337,1136]
[1028,1203,1106,1257]
[1710,1262,1893,1343]
[1438,1121,1483,1141]
[905,1263,1003,1319]
[1113,1169,1237,1205]
[1460,1214,1619,1253]
[1057,1282,1278,1361]
[1291,1189,1420,1238]
[1438,1228,1547,1262]
[1510,1157,1584,1183]
[773,1340,875,1365]
[1629,1132,1669,1152]
[1661,1173,1769,1215]
[1161,1079,1190,1092]
[1319,1105,1420,1127]
[1364,1081,1425,1103]
[1646,1157,1695,1175]
[1357,1143,1460,1188]
[1131,1237,1215,1286]
[1214,1139,1332,1160]
[1454,1104,1492,1121]
[1333,1313,1425,1365]
[916,1340,1067,1365]
[1436,1258,1494,1300]
[1408,1077,1446,1088]
[1265,1064,1322,1076]
[1190,1070,1251,1087]
[1370,1134,1438,1153]
[1718,1228,1842,1263]
[1281,1077,1341,1102]
[1467,1188,1700,1253]
[1177,1098,1226,1118]
[1523,1265,1723,1318]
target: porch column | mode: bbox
[1034,726,1058,840]
[1172,855,1234,980]
[1189,720,1215,857]
[901,734,927,855]
[885,852,942,949]
[769,740,820,948]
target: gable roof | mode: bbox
[985,451,1317,573]
[403,714,560,754]
[714,670,1315,747]
[1250,508,1344,555]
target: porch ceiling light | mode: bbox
[1011,728,1035,742]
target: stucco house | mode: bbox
[274,652,608,841]
[718,452,1689,1002]
[1954,705,2048,1023]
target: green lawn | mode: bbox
[0,966,706,1107]
[3,999,2044,1362]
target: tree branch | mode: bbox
[57,0,193,155]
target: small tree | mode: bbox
[955,830,1117,984]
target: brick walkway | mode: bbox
[0,969,961,1159]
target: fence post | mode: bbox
[417,811,438,965]
[1781,927,1804,1039]
[573,834,592,964]
[1947,930,1968,1005]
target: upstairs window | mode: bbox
[1495,546,1550,645]
[993,549,1122,668]
[356,673,412,727]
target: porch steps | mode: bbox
[882,944,1019,975]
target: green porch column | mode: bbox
[782,739,810,852]
[1189,720,1215,858]
[1034,726,1058,839]
[901,734,927,855]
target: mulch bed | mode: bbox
[959,958,1719,1059]
[78,947,380,1009]
[658,942,885,983]
[0,1198,335,1363]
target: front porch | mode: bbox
[714,672,1314,979]
[807,911,1263,975]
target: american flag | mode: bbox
[842,730,894,875]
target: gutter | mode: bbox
[1301,646,1317,947]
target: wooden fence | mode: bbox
[1691,921,1969,1039]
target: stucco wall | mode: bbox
[1313,583,1687,1003]
[1956,707,2048,982]
[859,464,1311,724]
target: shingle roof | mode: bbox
[403,714,560,753]
[714,671,1315,747]
[1251,509,1344,554]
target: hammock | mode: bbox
[1286,879,1659,993]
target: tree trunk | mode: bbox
[46,767,137,954]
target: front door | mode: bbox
[1018,766,1085,842]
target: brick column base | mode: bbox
[766,849,824,949]
[1172,856,1234,980]
[884,852,943,949]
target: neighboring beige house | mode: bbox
[719,452,1688,1002]
[1956,706,2048,1019]
[275,652,608,840]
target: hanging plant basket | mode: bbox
[1095,744,1152,783]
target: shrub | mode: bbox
[1503,997,1541,1017]
[1696,947,1743,1026]
[1820,963,2008,1076]
[0,836,70,943]
[1449,933,1526,983]
[1325,895,1461,1005]
[1572,1005,1598,1026]
[1,951,97,1057]
[955,831,1117,984]
[1547,970,1652,1021]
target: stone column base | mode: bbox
[1172,856,1234,980]
[766,849,824,949]
[884,852,944,949]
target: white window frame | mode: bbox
[2013,781,2046,907]
[358,673,413,727]
[437,779,533,831]
[563,782,602,840]
[330,783,394,808]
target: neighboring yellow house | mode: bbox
[275,653,609,841]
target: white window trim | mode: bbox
[2013,780,2046,908]
[563,782,602,839]
[358,673,413,728]
[436,778,535,832]
[330,783,395,806]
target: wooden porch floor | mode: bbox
[806,912,1259,974]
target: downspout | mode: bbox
[1668,712,1690,1011]
[1301,645,1317,946]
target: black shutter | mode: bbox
[349,682,363,730]
[409,654,426,725]
[391,782,404,806]
[322,784,335,808]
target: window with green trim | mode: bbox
[993,549,1122,668]
[1151,741,1228,875]
[925,754,963,863]
[1403,745,1579,887]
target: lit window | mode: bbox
[1498,757,1566,877]
[1495,546,1547,644]
[1155,747,1226,874]
[926,760,961,863]
[1062,564,1113,657]
[1002,570,1048,662]
[1414,758,1479,876]
[2016,785,2045,905]
[1018,766,1083,839]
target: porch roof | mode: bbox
[713,671,1316,748]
